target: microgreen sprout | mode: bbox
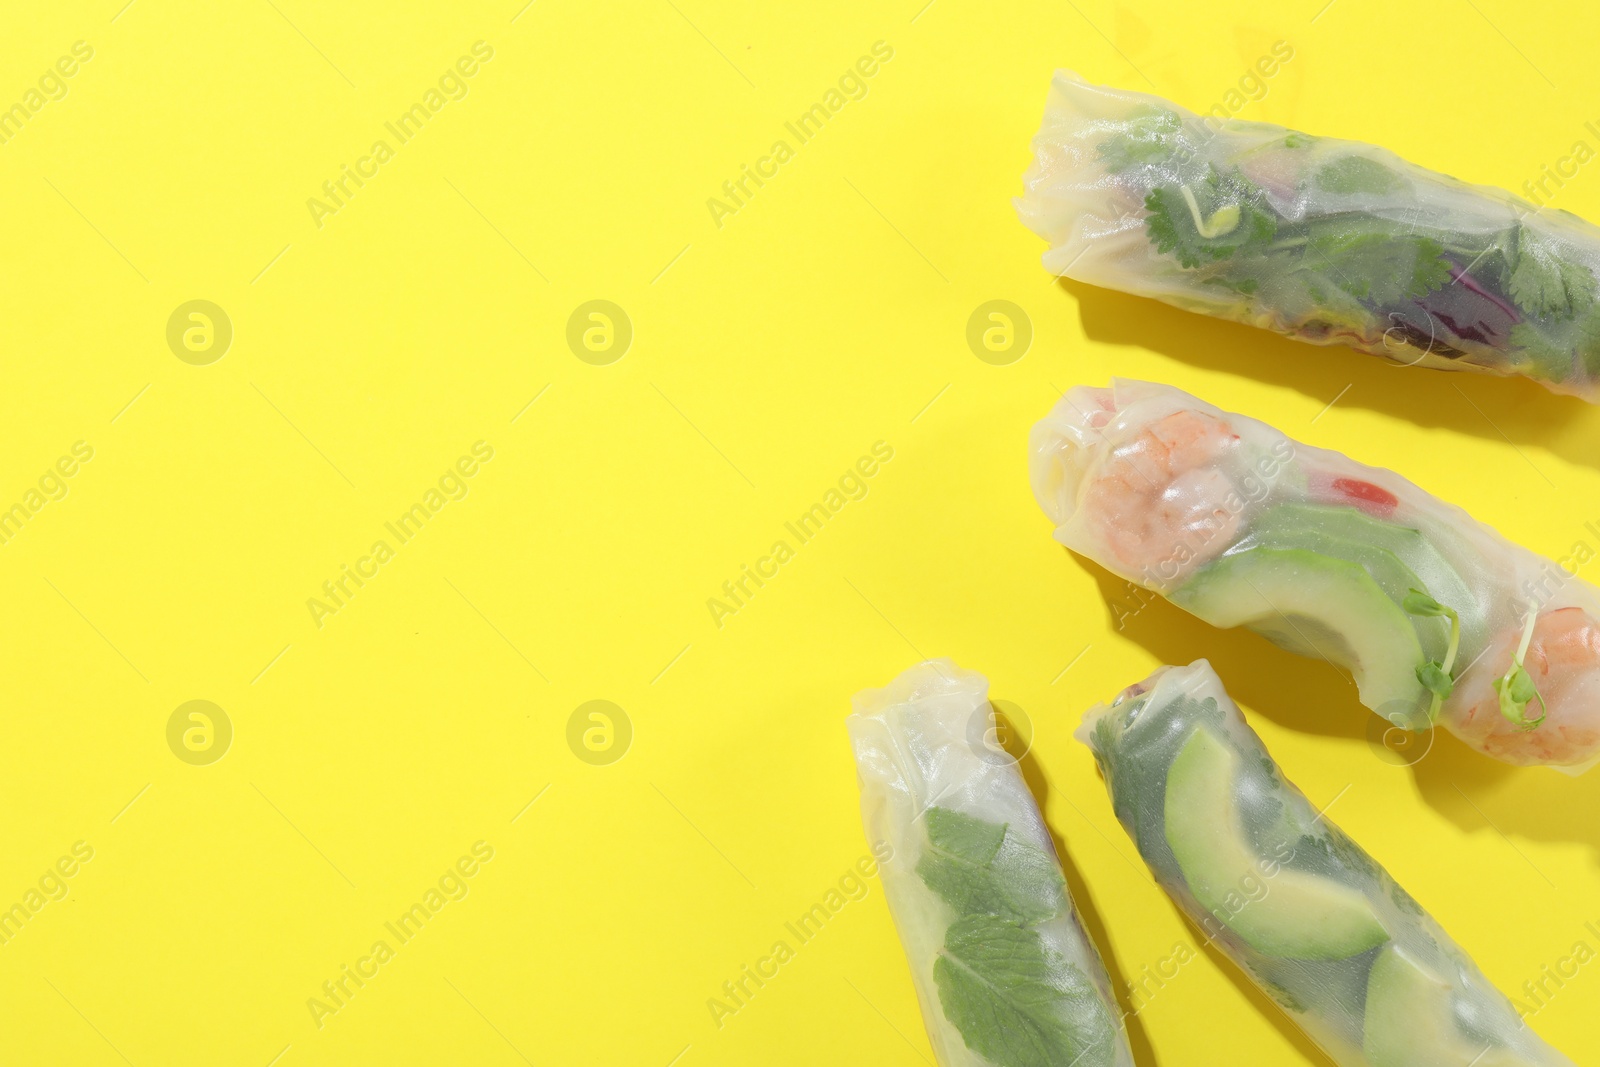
[1179,185,1241,239]
[1402,589,1459,722]
[1493,600,1548,731]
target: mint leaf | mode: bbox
[1096,105,1183,174]
[1314,155,1405,196]
[1306,231,1451,306]
[917,808,1065,923]
[1283,131,1317,149]
[934,914,1119,1067]
[1145,166,1276,269]
[925,807,1005,864]
[1509,231,1597,321]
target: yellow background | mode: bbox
[1,0,1597,1063]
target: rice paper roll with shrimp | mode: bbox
[848,660,1134,1067]
[1081,659,1576,1066]
[1030,378,1600,772]
[1016,71,1600,401]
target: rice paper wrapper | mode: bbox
[848,659,1134,1067]
[1017,71,1600,401]
[1080,659,1575,1066]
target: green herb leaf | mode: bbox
[1494,604,1549,731]
[924,807,1005,864]
[934,914,1119,1067]
[1145,166,1277,269]
[1314,156,1405,196]
[1415,661,1452,700]
[1401,590,1450,618]
[1283,131,1317,149]
[916,808,1065,924]
[1402,589,1460,720]
[1305,231,1452,306]
[1494,666,1548,730]
[1509,230,1597,321]
[1096,106,1183,174]
[1510,320,1580,381]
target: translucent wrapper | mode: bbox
[1080,660,1575,1066]
[1030,378,1600,771]
[1016,71,1600,401]
[848,660,1133,1067]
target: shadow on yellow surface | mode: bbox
[1081,554,1364,740]
[1013,743,1160,1065]
[1411,726,1600,871]
[1015,717,1338,1066]
[1058,279,1595,472]
[1077,550,1600,871]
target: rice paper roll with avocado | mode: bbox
[1031,377,1600,772]
[848,660,1133,1067]
[1082,659,1576,1066]
[1016,71,1600,401]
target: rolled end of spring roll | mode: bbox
[848,660,1134,1067]
[1080,659,1577,1067]
[1016,71,1600,401]
[1030,378,1600,771]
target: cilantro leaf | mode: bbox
[1305,231,1452,306]
[1145,166,1277,269]
[1096,105,1184,174]
[1509,321,1575,380]
[934,914,1119,1067]
[1509,230,1597,321]
[916,808,1065,924]
[1314,155,1405,196]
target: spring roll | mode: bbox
[848,660,1133,1067]
[1016,71,1600,401]
[1080,660,1575,1066]
[1030,378,1600,772]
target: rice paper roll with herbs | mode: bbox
[1030,378,1600,772]
[1081,659,1576,1066]
[1016,71,1600,401]
[848,659,1133,1067]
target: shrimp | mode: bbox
[1445,606,1600,769]
[1079,408,1244,583]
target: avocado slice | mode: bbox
[1164,728,1388,960]
[1238,517,1445,662]
[1247,503,1483,652]
[1173,546,1431,728]
[1362,946,1528,1066]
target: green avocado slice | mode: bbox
[1164,728,1388,960]
[1362,946,1532,1066]
[1247,503,1483,652]
[1173,546,1430,726]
